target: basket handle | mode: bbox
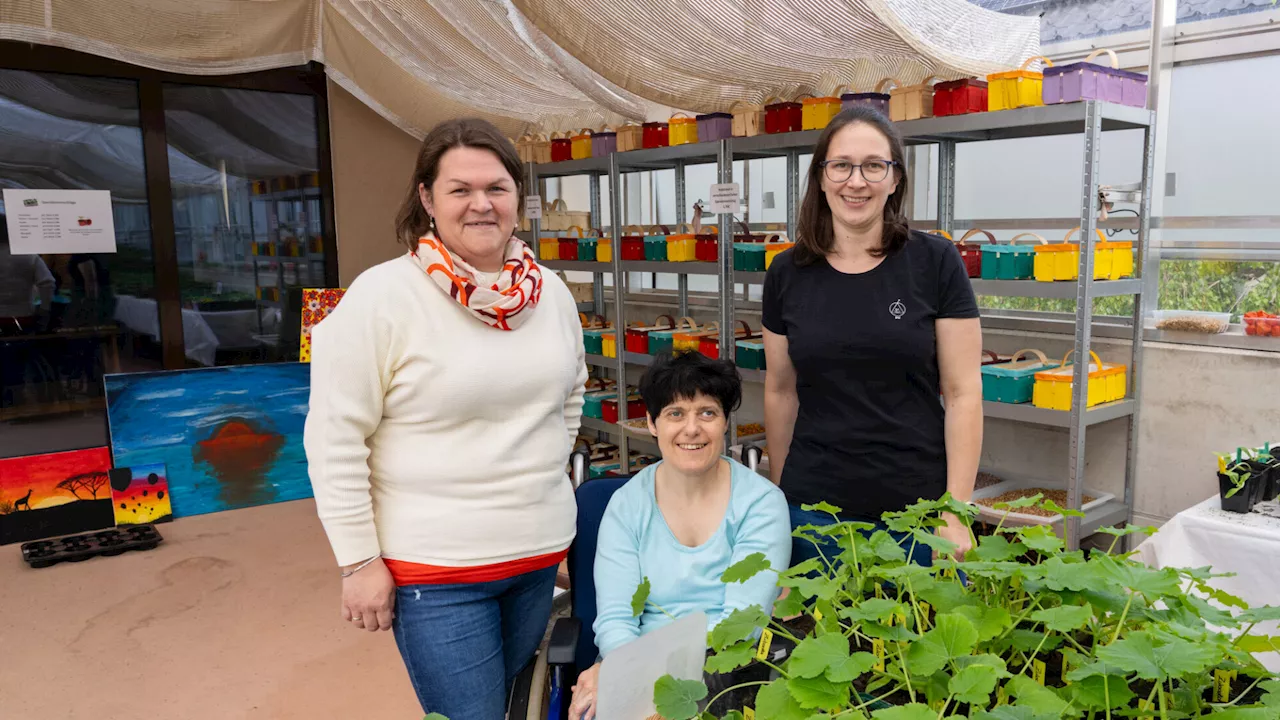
[565,225,585,238]
[737,220,752,235]
[576,128,594,137]
[927,229,953,241]
[959,228,995,245]
[622,224,645,235]
[1020,55,1055,71]
[654,314,676,329]
[983,350,1000,364]
[669,111,691,120]
[1084,48,1120,69]
[1060,349,1104,370]
[831,83,851,96]
[578,312,589,328]
[793,92,815,102]
[1010,348,1050,365]
[1010,232,1048,245]
[597,123,614,133]
[736,319,753,338]
[678,316,698,330]
[518,133,535,142]
[670,223,694,235]
[550,198,568,211]
[875,77,901,93]
[1064,226,1107,245]
[698,225,719,236]
[763,95,785,105]
[647,224,673,235]
[915,75,941,89]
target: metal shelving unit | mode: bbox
[531,102,1154,547]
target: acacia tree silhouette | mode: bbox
[56,471,110,500]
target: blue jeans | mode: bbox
[789,504,934,570]
[392,565,558,720]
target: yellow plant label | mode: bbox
[813,608,823,622]
[744,708,755,720]
[1214,669,1237,702]
[996,686,1008,706]
[872,639,886,671]
[893,611,907,627]
[755,629,773,661]
[1061,655,1071,686]
[1032,659,1046,686]
[919,601,932,617]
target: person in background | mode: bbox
[304,118,588,720]
[761,105,983,567]
[0,213,56,408]
[569,351,792,720]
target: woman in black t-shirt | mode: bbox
[761,106,983,567]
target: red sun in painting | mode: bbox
[192,418,285,506]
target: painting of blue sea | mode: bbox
[105,363,311,518]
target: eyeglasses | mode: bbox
[819,159,897,184]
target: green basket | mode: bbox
[981,348,1059,404]
[736,339,766,370]
[980,232,1040,280]
[577,237,597,261]
[583,328,611,355]
[734,243,766,272]
[584,390,616,419]
[589,462,620,479]
[644,232,668,261]
[647,317,697,356]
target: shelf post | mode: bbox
[1123,118,1158,542]
[1066,101,1104,550]
[786,150,799,240]
[676,160,689,316]
[608,152,630,473]
[589,172,605,314]
[526,162,541,260]
[936,140,956,236]
[717,139,738,450]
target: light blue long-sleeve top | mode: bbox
[592,457,792,659]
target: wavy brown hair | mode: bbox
[394,118,525,250]
[794,106,910,266]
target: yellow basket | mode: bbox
[597,236,613,263]
[801,91,841,131]
[889,76,938,121]
[1032,350,1127,411]
[674,321,720,354]
[669,113,698,146]
[539,237,559,260]
[667,223,698,262]
[1097,239,1135,280]
[988,56,1053,111]
[571,128,594,160]
[1033,227,1129,282]
[765,238,795,269]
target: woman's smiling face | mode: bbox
[420,145,519,271]
[820,122,900,235]
[648,392,727,475]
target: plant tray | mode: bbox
[970,477,1114,526]
[21,525,163,569]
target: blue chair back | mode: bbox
[567,476,628,671]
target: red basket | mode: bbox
[695,228,719,262]
[933,79,988,117]
[550,132,572,162]
[642,122,669,149]
[764,98,802,134]
[697,320,759,359]
[625,315,676,354]
[956,228,991,278]
[602,395,646,424]
[559,238,579,261]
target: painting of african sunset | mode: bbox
[105,363,312,519]
[0,447,115,545]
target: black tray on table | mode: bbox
[21,525,163,569]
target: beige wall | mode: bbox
[327,80,421,285]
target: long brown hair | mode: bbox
[394,118,525,250]
[794,106,910,266]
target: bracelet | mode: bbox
[340,555,380,578]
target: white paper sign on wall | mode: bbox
[709,183,741,214]
[525,194,543,219]
[2,189,118,255]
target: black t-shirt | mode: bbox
[762,230,979,521]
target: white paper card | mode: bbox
[3,189,117,255]
[709,183,741,214]
[525,194,543,220]
[597,611,708,720]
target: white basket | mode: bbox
[971,475,1114,526]
[1152,310,1231,334]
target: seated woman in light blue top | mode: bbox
[569,351,791,720]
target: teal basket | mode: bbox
[644,234,668,261]
[648,319,693,356]
[734,243,766,272]
[736,339,766,370]
[584,390,616,419]
[583,328,611,355]
[980,233,1040,280]
[981,349,1059,404]
[577,237,597,261]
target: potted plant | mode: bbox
[1218,451,1263,514]
[644,495,1280,719]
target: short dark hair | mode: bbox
[639,351,742,422]
[394,118,525,250]
[795,105,910,266]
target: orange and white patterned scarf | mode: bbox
[409,234,543,331]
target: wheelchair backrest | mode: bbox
[567,475,629,672]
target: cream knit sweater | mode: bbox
[304,255,587,567]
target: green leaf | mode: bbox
[950,663,1002,705]
[632,577,651,617]
[787,676,850,711]
[972,534,1028,562]
[1096,523,1157,538]
[423,715,450,720]
[1239,605,1280,623]
[917,579,977,611]
[861,621,920,642]
[710,605,769,651]
[972,709,1056,720]
[756,679,809,720]
[788,634,850,679]
[773,587,807,618]
[780,557,826,579]
[1037,557,1104,592]
[1095,630,1218,681]
[826,651,878,683]
[1194,581,1247,610]
[954,605,1015,642]
[1210,711,1280,720]
[653,675,708,720]
[1068,674,1135,711]
[1017,524,1065,554]
[1031,605,1093,633]
[1006,675,1072,716]
[1260,679,1280,708]
[866,530,908,563]
[911,527,958,556]
[1008,629,1063,653]
[1096,560,1182,598]
[721,552,772,584]
[905,613,979,676]
[954,653,1011,674]
[996,492,1045,510]
[1040,498,1086,518]
[839,598,902,623]
[870,704,938,720]
[801,501,843,516]
[778,574,842,602]
[1236,635,1280,654]
[704,639,757,674]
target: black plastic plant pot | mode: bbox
[1218,471,1257,513]
[1245,459,1274,504]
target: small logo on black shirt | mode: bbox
[889,299,906,320]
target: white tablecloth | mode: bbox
[112,295,222,367]
[1136,495,1280,671]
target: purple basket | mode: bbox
[840,93,889,117]
[696,112,733,142]
[1043,62,1147,108]
[591,130,617,157]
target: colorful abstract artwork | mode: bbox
[300,288,346,362]
[105,363,311,518]
[109,464,173,526]
[0,447,115,545]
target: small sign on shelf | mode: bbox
[525,194,543,219]
[708,183,741,214]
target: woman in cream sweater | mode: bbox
[304,118,587,720]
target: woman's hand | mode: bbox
[935,512,973,560]
[340,557,396,632]
[569,662,601,720]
